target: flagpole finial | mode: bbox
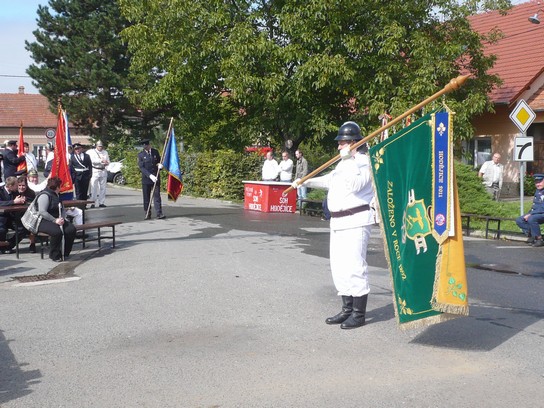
[446,75,470,93]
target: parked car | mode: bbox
[106,160,126,185]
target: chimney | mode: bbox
[18,86,25,94]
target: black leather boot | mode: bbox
[325,296,353,325]
[341,295,368,329]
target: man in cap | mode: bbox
[70,143,92,200]
[87,140,110,208]
[516,173,544,247]
[3,140,26,179]
[292,121,375,329]
[137,139,165,219]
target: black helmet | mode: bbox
[335,121,362,141]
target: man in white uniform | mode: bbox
[88,140,110,207]
[292,122,375,329]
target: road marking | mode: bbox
[13,276,81,287]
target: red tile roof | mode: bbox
[0,90,57,128]
[469,0,544,106]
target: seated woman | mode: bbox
[17,175,36,252]
[36,177,77,262]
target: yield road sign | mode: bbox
[514,136,534,162]
[509,100,536,133]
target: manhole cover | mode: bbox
[13,262,76,283]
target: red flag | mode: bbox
[17,122,27,173]
[51,107,74,195]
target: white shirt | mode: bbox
[262,158,280,181]
[279,158,293,181]
[305,152,375,230]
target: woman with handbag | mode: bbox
[35,177,77,262]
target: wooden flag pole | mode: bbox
[145,117,174,219]
[283,74,470,195]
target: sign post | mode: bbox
[510,100,536,215]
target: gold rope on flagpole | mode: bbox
[282,74,470,195]
[146,117,175,219]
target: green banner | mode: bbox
[370,112,444,328]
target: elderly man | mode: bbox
[88,140,110,208]
[479,152,503,200]
[261,151,280,181]
[516,173,544,247]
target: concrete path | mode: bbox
[1,186,543,407]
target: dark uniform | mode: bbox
[3,141,26,179]
[70,144,92,200]
[137,140,164,219]
[516,173,544,247]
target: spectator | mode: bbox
[43,142,54,178]
[479,153,503,200]
[279,151,294,182]
[294,149,309,208]
[261,151,279,181]
[17,175,36,252]
[0,176,28,254]
[516,173,544,247]
[88,140,110,208]
[35,177,77,262]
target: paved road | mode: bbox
[1,186,543,407]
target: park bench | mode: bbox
[299,199,324,217]
[36,221,123,259]
[461,213,521,239]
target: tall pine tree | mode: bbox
[26,0,164,144]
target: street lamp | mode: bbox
[528,9,544,24]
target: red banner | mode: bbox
[51,108,74,195]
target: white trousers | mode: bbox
[90,170,107,205]
[329,225,371,297]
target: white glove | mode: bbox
[149,174,157,183]
[291,179,302,189]
[340,146,352,160]
[157,163,164,170]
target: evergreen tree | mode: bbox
[26,0,164,146]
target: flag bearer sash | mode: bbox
[369,110,468,329]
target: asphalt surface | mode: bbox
[0,185,543,407]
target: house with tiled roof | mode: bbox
[468,0,544,197]
[0,87,89,167]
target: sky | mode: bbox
[0,0,43,94]
[0,0,536,95]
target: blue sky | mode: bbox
[0,0,534,94]
[0,1,45,93]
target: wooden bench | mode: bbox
[299,199,324,217]
[461,213,520,239]
[75,221,123,249]
[37,221,122,259]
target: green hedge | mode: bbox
[121,149,262,201]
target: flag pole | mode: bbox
[145,117,175,219]
[283,74,470,195]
